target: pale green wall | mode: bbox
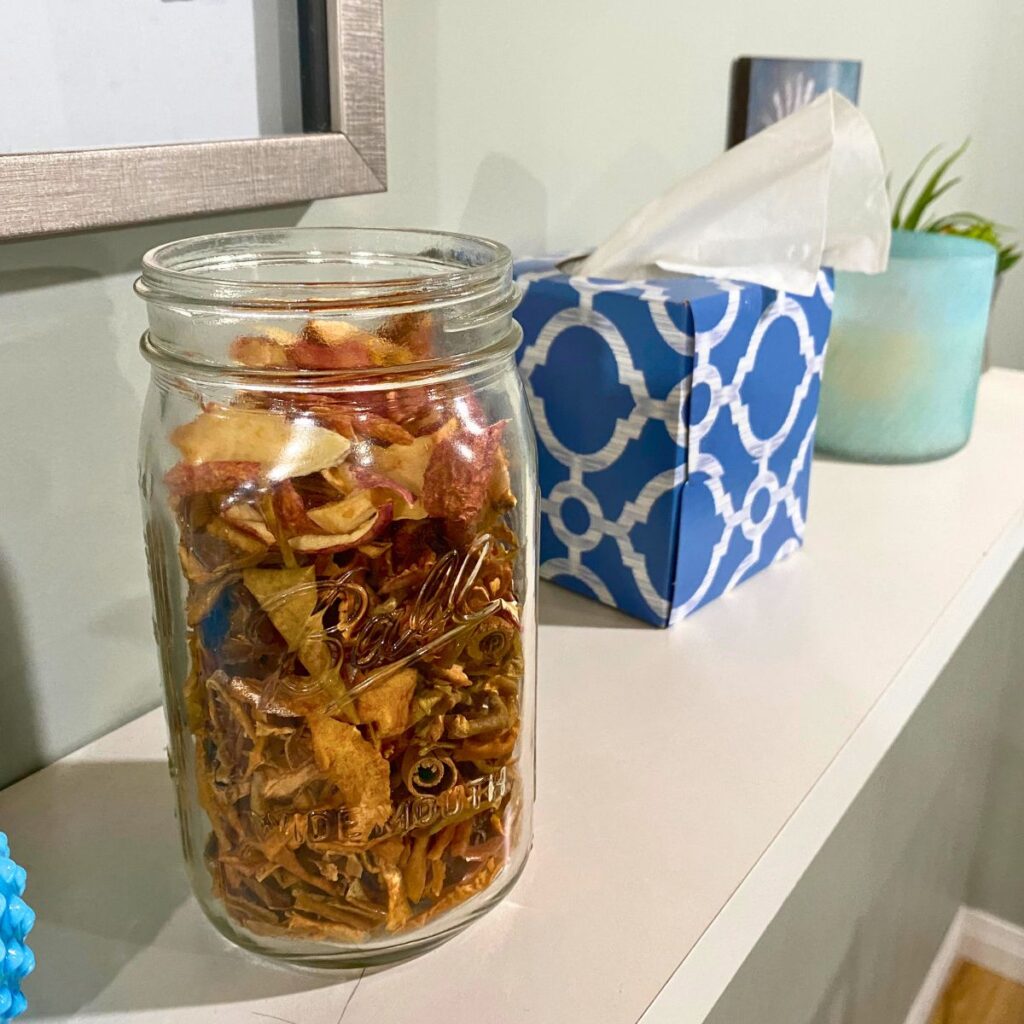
[0,208,306,787]
[1,0,1022,801]
[968,563,1024,922]
[307,0,1024,368]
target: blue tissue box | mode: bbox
[514,258,834,626]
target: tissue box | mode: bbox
[514,258,834,626]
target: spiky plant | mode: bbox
[891,141,1021,275]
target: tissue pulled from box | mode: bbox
[579,91,890,296]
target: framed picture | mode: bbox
[0,0,385,239]
[728,56,862,148]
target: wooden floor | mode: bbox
[929,961,1024,1024]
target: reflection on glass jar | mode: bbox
[136,229,537,967]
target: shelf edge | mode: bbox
[638,504,1024,1024]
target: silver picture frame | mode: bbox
[0,0,385,240]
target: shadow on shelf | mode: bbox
[9,759,350,1018]
[537,580,650,630]
[0,550,42,789]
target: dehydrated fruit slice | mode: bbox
[222,503,276,545]
[307,491,379,535]
[371,420,456,495]
[206,516,270,554]
[308,715,391,836]
[355,666,418,737]
[272,480,319,534]
[304,319,379,348]
[288,503,393,553]
[172,407,351,480]
[422,421,506,521]
[164,460,262,497]
[242,566,317,650]
[377,311,435,359]
[345,466,415,505]
[229,335,292,368]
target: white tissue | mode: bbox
[579,90,890,296]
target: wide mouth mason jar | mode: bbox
[136,228,537,967]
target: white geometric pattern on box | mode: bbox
[519,284,689,620]
[514,258,833,625]
[674,289,829,620]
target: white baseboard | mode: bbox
[903,906,1024,1024]
[960,907,1024,985]
[903,908,967,1024]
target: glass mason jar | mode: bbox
[135,228,537,967]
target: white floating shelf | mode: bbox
[3,369,1024,1024]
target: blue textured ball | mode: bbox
[0,834,33,1021]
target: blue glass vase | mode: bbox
[816,230,997,462]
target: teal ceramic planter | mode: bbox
[816,230,997,462]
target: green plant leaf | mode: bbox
[998,245,1022,275]
[892,139,969,229]
[903,177,962,229]
[902,139,970,229]
[889,140,1019,275]
[891,144,941,228]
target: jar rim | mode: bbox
[137,226,515,312]
[138,326,523,391]
[137,227,522,385]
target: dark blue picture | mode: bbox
[728,57,862,147]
